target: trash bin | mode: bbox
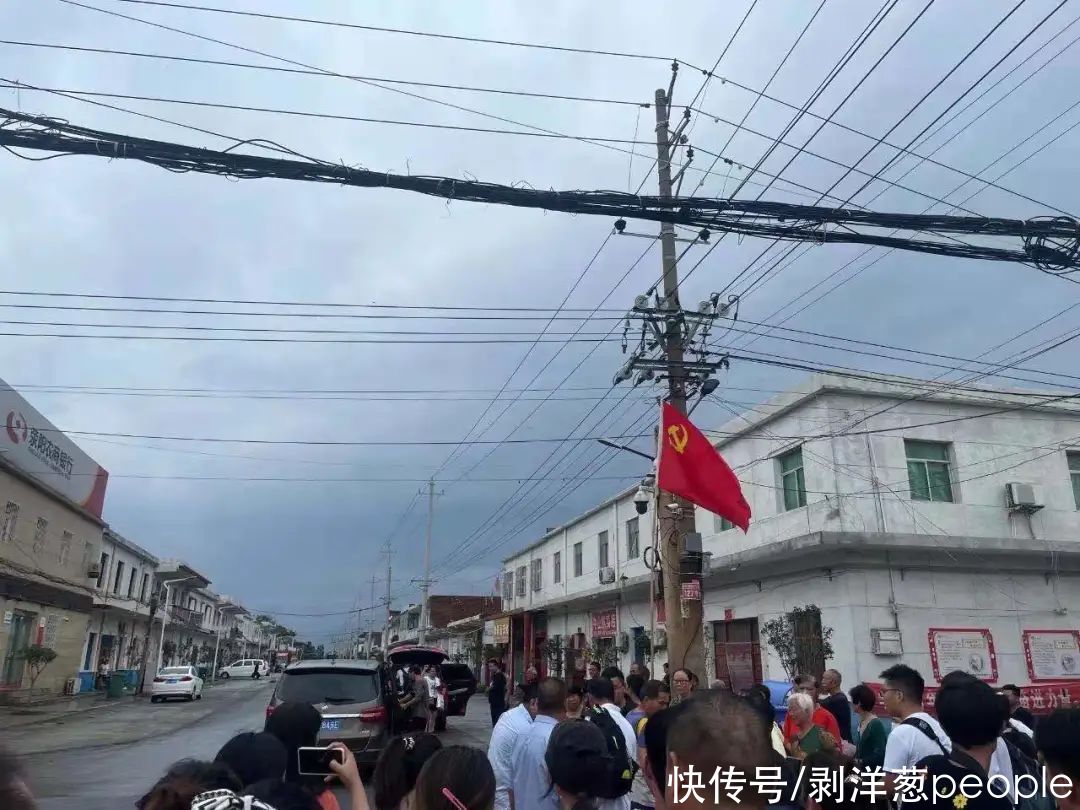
[107,674,126,698]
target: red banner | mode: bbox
[865,680,1080,716]
[591,609,617,639]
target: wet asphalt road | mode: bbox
[25,688,494,810]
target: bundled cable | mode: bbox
[2,106,1077,270]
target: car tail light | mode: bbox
[359,706,387,724]
[266,703,276,719]
[180,676,193,682]
[153,677,164,683]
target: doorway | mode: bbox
[712,618,762,693]
[2,611,36,687]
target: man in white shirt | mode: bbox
[488,683,537,810]
[510,678,567,810]
[586,677,637,810]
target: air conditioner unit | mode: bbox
[598,567,616,585]
[651,629,667,649]
[86,563,101,579]
[616,631,630,653]
[1006,482,1044,513]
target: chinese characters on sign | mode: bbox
[928,627,998,681]
[591,608,617,638]
[27,427,74,480]
[491,617,510,645]
[681,579,702,601]
[1023,630,1080,681]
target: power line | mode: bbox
[3,109,1075,268]
[0,330,626,344]
[108,0,697,67]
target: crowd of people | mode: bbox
[2,659,1078,810]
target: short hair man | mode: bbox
[881,663,951,778]
[625,680,670,810]
[586,678,637,810]
[486,659,508,726]
[818,669,853,743]
[1000,683,1036,730]
[666,690,774,809]
[510,678,567,810]
[487,682,537,810]
[1036,708,1080,810]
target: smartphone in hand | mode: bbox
[297,746,345,776]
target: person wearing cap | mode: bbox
[545,719,611,810]
[511,678,567,810]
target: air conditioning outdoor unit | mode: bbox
[651,629,668,649]
[598,567,616,585]
[86,563,101,579]
[616,631,630,653]
[1006,482,1044,514]
[870,628,903,656]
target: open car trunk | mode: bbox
[387,645,448,668]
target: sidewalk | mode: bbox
[3,677,274,755]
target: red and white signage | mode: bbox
[681,579,702,601]
[928,627,997,682]
[591,608,617,639]
[865,680,1080,716]
[1023,630,1080,681]
[0,380,108,517]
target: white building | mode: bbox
[80,529,158,690]
[493,375,1080,709]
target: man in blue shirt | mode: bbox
[488,682,538,810]
[510,678,568,810]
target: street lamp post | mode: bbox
[155,575,196,674]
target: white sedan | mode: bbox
[150,665,204,702]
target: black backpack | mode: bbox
[584,705,638,799]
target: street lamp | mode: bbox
[156,575,196,674]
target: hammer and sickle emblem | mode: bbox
[667,423,689,454]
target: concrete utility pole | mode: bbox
[384,544,392,645]
[419,478,434,645]
[367,573,377,658]
[654,86,706,678]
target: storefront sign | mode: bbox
[1023,630,1080,681]
[591,609,617,638]
[928,627,997,682]
[491,617,510,645]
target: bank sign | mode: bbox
[0,380,109,518]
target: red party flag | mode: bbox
[656,402,751,532]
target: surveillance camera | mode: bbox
[634,486,650,515]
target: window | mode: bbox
[553,551,561,584]
[626,518,640,561]
[32,517,47,554]
[515,565,526,597]
[530,558,542,592]
[128,568,138,598]
[97,552,109,589]
[1,501,18,542]
[113,560,126,594]
[502,572,513,601]
[714,515,735,532]
[58,531,72,565]
[140,572,150,602]
[905,440,954,502]
[778,447,807,511]
[598,531,610,569]
[1069,452,1080,509]
[573,542,583,577]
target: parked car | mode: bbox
[266,658,388,766]
[150,665,203,703]
[218,658,265,679]
[433,660,478,732]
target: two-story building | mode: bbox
[79,529,158,692]
[0,379,110,697]
[494,375,1080,707]
[154,560,215,668]
[388,596,501,650]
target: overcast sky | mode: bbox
[1,0,1078,644]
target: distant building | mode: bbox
[493,375,1080,709]
[388,595,500,649]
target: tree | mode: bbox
[23,645,57,690]
[761,604,834,681]
[540,635,566,678]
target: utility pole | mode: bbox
[367,573,377,658]
[384,544,392,646]
[654,86,706,678]
[419,478,434,646]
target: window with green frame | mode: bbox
[778,447,806,511]
[714,514,735,532]
[905,440,954,502]
[1068,452,1080,509]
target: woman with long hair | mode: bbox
[413,746,495,810]
[372,733,443,810]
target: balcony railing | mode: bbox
[168,604,204,630]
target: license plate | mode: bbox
[321,719,342,731]
[166,679,178,684]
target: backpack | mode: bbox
[1003,737,1054,810]
[584,705,638,799]
[901,716,949,755]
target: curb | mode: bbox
[10,682,271,754]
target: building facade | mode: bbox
[494,376,1080,708]
[0,379,110,697]
[79,529,158,692]
[388,596,501,649]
